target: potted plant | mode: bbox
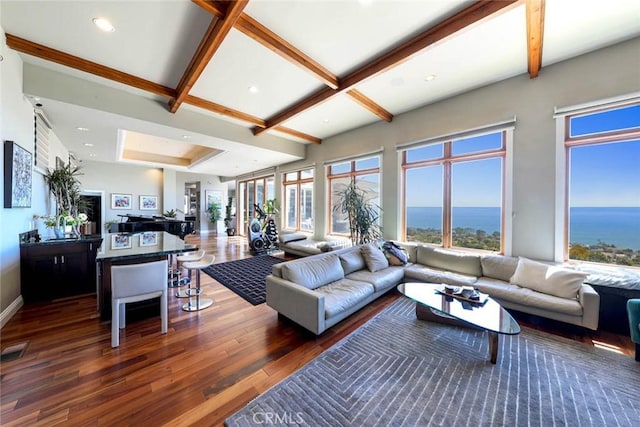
[224,197,235,236]
[43,163,88,237]
[333,179,382,246]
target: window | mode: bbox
[237,174,275,236]
[564,103,640,266]
[33,110,51,174]
[328,156,381,235]
[403,131,505,252]
[283,168,314,231]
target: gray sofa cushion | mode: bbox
[279,232,309,244]
[481,254,518,282]
[346,266,405,292]
[339,250,366,275]
[416,246,482,277]
[403,264,476,287]
[281,254,344,290]
[361,243,389,272]
[315,279,374,318]
[476,277,583,316]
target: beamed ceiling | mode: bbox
[2,0,639,177]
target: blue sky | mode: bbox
[406,105,640,208]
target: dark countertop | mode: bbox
[96,231,197,262]
[19,230,103,247]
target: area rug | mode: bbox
[203,255,283,305]
[226,297,640,426]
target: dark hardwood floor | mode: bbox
[0,233,634,426]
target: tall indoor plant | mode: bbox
[333,179,382,245]
[43,163,87,236]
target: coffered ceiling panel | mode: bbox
[542,0,640,66]
[357,4,528,115]
[244,0,475,76]
[189,28,326,119]
[282,93,383,139]
[1,0,211,87]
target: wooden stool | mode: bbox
[174,250,206,298]
[182,254,215,312]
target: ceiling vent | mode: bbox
[34,109,53,129]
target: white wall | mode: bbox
[176,172,227,234]
[0,22,47,316]
[79,160,164,227]
[281,36,640,261]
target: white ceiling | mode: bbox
[2,0,639,178]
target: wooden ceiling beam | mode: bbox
[235,13,339,89]
[347,89,393,122]
[169,1,248,113]
[5,33,322,144]
[253,0,518,136]
[526,0,545,78]
[5,34,176,98]
[192,0,226,19]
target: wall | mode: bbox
[79,160,164,228]
[281,36,640,261]
[0,22,47,318]
[176,172,227,234]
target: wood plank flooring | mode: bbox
[0,234,634,426]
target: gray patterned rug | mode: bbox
[226,298,640,426]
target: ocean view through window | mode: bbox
[404,130,505,251]
[566,103,640,266]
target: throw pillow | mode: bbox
[510,257,587,299]
[361,243,389,272]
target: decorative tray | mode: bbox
[435,285,489,304]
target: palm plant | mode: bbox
[333,179,382,245]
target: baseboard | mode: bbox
[0,295,24,329]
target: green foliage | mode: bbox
[333,179,382,245]
[263,198,279,215]
[207,202,221,223]
[163,209,177,218]
[224,197,233,228]
[44,163,84,216]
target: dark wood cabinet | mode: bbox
[20,238,102,303]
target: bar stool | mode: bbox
[167,253,180,288]
[182,254,215,312]
[174,250,206,298]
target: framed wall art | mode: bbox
[111,193,132,209]
[111,234,132,250]
[139,195,158,210]
[3,140,33,208]
[139,232,158,246]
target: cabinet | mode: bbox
[20,238,102,303]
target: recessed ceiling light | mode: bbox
[89,154,96,157]
[248,86,259,94]
[92,17,115,32]
[84,143,94,147]
[322,119,330,124]
[424,74,437,82]
[182,135,191,139]
[76,127,89,131]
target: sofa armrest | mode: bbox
[266,275,325,334]
[579,284,600,330]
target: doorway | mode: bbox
[184,182,200,232]
[80,190,105,237]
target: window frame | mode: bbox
[326,155,381,236]
[282,168,314,232]
[401,131,507,253]
[561,102,640,264]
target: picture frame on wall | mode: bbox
[205,190,223,212]
[111,234,132,250]
[111,193,132,209]
[139,232,158,246]
[139,195,158,210]
[3,140,33,208]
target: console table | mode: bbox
[96,231,197,320]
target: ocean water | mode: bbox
[406,206,640,250]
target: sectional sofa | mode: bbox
[266,243,600,334]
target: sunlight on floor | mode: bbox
[592,339,625,355]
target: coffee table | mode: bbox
[397,282,520,363]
